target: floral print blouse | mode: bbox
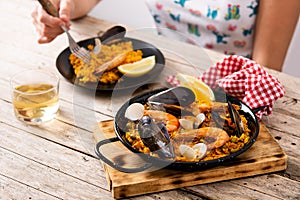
[145,0,259,58]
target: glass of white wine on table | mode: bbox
[10,69,59,125]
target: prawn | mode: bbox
[190,101,228,115]
[173,127,229,150]
[144,110,179,133]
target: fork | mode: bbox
[37,0,90,63]
[60,25,90,63]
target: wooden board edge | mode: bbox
[110,154,287,199]
[102,163,113,192]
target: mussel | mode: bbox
[138,116,175,159]
[147,87,195,117]
[211,110,231,133]
[227,100,244,137]
[211,98,245,137]
[148,86,195,107]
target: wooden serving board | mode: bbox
[93,120,287,199]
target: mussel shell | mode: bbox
[147,103,193,118]
[147,86,195,107]
[138,116,175,158]
[157,122,170,142]
[162,104,194,117]
[227,100,245,137]
[138,116,162,151]
[211,110,233,135]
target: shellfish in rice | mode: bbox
[195,113,206,127]
[179,118,194,130]
[179,113,206,130]
[227,100,245,137]
[147,87,196,117]
[125,103,145,121]
[147,86,195,107]
[172,127,230,150]
[124,87,251,162]
[138,115,175,159]
[179,143,207,160]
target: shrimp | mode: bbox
[190,101,228,115]
[144,110,179,133]
[173,127,229,150]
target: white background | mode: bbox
[89,0,300,77]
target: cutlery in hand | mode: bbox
[37,0,91,63]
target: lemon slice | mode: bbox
[118,55,155,77]
[177,73,215,103]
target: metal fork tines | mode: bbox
[61,26,90,63]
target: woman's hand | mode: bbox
[31,0,72,43]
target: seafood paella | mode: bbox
[69,41,143,84]
[123,87,252,162]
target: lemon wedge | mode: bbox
[118,55,155,77]
[177,73,215,103]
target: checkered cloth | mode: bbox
[167,55,285,120]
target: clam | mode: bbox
[179,119,194,130]
[192,143,207,160]
[125,103,145,121]
[179,144,195,160]
[179,143,207,160]
[195,113,206,127]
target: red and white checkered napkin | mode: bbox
[167,55,285,120]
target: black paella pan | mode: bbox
[95,88,260,173]
[56,36,165,91]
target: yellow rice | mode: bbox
[125,103,251,162]
[69,41,143,84]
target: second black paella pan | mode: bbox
[95,87,260,173]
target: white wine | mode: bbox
[13,83,59,124]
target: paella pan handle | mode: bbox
[252,105,268,114]
[95,137,153,173]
